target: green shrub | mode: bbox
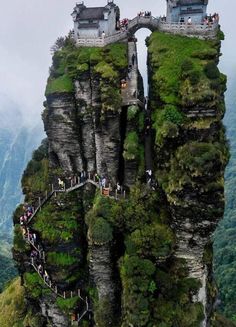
[155,121,179,146]
[101,85,122,111]
[45,75,74,96]
[47,252,78,267]
[175,142,227,177]
[56,296,79,312]
[154,105,184,127]
[77,63,89,74]
[181,59,194,74]
[148,31,216,104]
[129,223,174,259]
[188,69,201,85]
[24,273,44,299]
[13,225,30,253]
[90,217,113,245]
[105,43,128,69]
[121,255,155,278]
[123,131,139,160]
[191,48,218,60]
[138,111,145,131]
[127,105,139,120]
[33,200,79,243]
[204,61,220,79]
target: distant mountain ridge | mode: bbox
[0,94,43,288]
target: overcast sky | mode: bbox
[0,0,235,126]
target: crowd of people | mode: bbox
[19,202,57,290]
[120,18,129,30]
[203,13,219,25]
[57,171,124,198]
[137,11,152,17]
[118,11,153,32]
[160,13,219,26]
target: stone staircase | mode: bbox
[121,41,144,108]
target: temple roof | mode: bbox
[77,7,109,20]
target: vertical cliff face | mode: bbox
[12,30,229,327]
[148,31,228,326]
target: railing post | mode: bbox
[45,190,48,199]
[71,291,73,298]
[124,190,126,198]
[115,189,118,200]
[49,281,52,288]
[51,184,54,192]
[88,172,91,180]
[55,285,58,294]
[64,291,66,299]
[71,179,73,188]
[64,183,66,191]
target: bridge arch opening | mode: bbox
[135,28,152,96]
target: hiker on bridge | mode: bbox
[94,172,100,184]
[27,205,33,213]
[116,182,122,194]
[127,67,132,80]
[146,169,152,185]
[58,178,65,189]
[32,233,37,243]
[38,264,43,276]
[144,11,151,17]
[44,270,50,284]
[132,53,136,66]
[101,177,106,188]
[26,210,32,219]
[20,216,24,226]
[80,171,86,183]
[121,78,127,88]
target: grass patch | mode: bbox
[148,31,215,104]
[123,131,139,160]
[33,202,78,243]
[45,75,74,96]
[0,278,25,327]
[46,42,127,102]
[47,252,78,267]
[56,296,79,312]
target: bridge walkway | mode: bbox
[121,41,144,108]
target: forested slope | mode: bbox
[214,75,236,321]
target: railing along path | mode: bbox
[75,15,218,47]
[21,173,127,322]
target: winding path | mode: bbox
[23,177,102,323]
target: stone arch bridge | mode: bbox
[75,15,218,47]
[127,15,159,34]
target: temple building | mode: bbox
[72,1,120,40]
[166,0,208,24]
